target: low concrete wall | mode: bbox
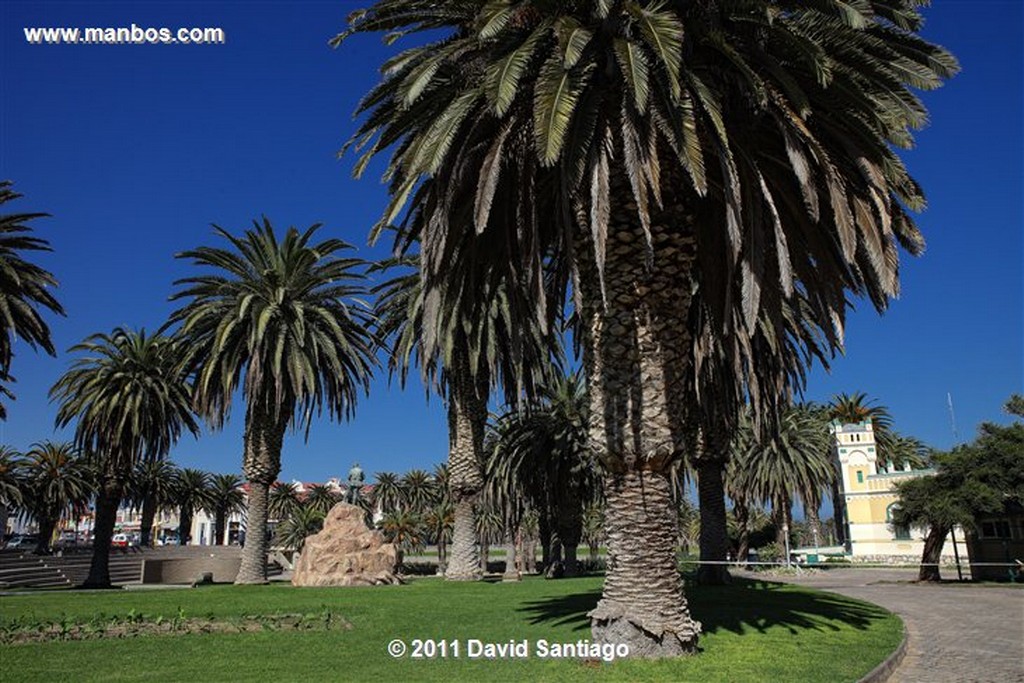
[141,556,241,584]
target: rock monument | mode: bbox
[291,503,400,587]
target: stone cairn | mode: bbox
[291,503,401,587]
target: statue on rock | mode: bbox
[291,503,400,587]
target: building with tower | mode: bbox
[831,419,962,562]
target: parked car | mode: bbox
[5,535,39,550]
[111,533,130,548]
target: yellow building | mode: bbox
[832,419,961,562]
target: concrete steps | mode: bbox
[0,546,278,588]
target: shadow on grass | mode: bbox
[517,577,891,636]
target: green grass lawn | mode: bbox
[0,576,901,682]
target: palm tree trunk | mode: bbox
[831,478,847,547]
[479,539,490,574]
[556,492,583,577]
[696,457,731,585]
[578,187,700,655]
[539,511,551,569]
[237,407,286,584]
[919,524,948,582]
[590,471,700,655]
[805,493,822,548]
[734,497,751,565]
[503,528,520,581]
[34,514,57,555]
[215,509,227,546]
[178,507,192,545]
[444,357,485,582]
[140,496,157,547]
[0,502,9,545]
[82,476,122,588]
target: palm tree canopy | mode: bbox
[208,473,246,514]
[22,441,93,522]
[170,219,378,431]
[372,471,405,515]
[0,182,65,376]
[829,391,896,454]
[128,459,180,510]
[339,0,957,420]
[0,445,25,507]
[275,504,325,552]
[729,404,833,511]
[50,328,199,475]
[0,182,66,419]
[371,251,558,408]
[269,481,303,520]
[173,468,214,513]
[304,483,341,515]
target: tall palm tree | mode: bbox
[488,371,600,577]
[173,468,212,545]
[340,0,956,653]
[170,220,377,584]
[372,253,554,582]
[129,459,180,546]
[0,182,65,418]
[208,473,245,545]
[0,445,25,542]
[51,328,198,586]
[21,441,92,554]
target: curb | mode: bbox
[858,624,909,683]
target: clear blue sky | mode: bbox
[1,1,1021,486]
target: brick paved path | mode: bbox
[751,567,1024,683]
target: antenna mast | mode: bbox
[947,392,960,445]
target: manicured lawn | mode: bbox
[0,576,901,682]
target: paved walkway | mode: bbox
[745,567,1024,683]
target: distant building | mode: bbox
[831,419,963,562]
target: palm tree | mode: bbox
[21,441,92,554]
[371,472,405,517]
[274,504,324,553]
[208,473,245,545]
[372,254,554,582]
[269,481,302,521]
[730,406,833,549]
[474,498,504,574]
[488,371,600,577]
[423,500,454,573]
[379,509,424,568]
[582,502,605,563]
[51,328,198,586]
[170,220,377,583]
[173,468,212,545]
[401,469,436,515]
[304,483,341,517]
[0,446,25,542]
[0,182,65,418]
[129,459,180,546]
[340,0,957,653]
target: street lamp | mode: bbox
[783,523,791,568]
